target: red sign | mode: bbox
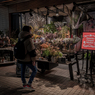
[81,32,95,50]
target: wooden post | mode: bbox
[70,25,72,38]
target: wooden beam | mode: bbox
[8,0,92,13]
[76,1,95,5]
[53,5,68,15]
[0,0,16,3]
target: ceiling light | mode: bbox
[56,13,59,16]
[56,8,59,16]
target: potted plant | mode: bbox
[57,51,63,63]
[42,48,51,61]
[50,48,60,63]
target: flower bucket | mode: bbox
[51,57,58,63]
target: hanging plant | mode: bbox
[44,22,57,33]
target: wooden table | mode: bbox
[0,61,16,66]
[36,57,79,81]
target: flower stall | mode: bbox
[29,22,81,73]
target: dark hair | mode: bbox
[22,26,31,32]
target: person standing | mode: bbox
[18,26,37,90]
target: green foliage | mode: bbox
[10,38,18,44]
[58,52,63,57]
[84,53,91,60]
[53,51,58,57]
[42,49,50,57]
[60,26,70,38]
[44,22,57,33]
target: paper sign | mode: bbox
[81,32,95,50]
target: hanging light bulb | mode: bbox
[56,8,59,16]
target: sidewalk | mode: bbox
[0,63,95,95]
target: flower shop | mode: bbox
[0,0,95,85]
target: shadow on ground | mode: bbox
[35,72,78,90]
[3,69,78,90]
[0,87,35,95]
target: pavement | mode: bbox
[0,61,95,95]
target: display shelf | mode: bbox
[0,47,13,51]
[0,61,16,66]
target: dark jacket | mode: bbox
[18,31,36,62]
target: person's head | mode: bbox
[22,26,31,32]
